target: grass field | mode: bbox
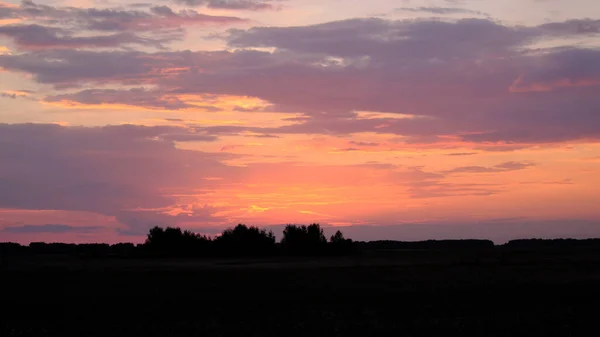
[2,250,600,336]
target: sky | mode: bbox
[1,0,600,244]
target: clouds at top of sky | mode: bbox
[1,16,599,146]
[0,1,249,50]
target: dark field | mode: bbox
[3,249,600,337]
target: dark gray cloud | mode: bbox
[3,224,103,233]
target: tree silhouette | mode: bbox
[215,224,276,256]
[281,224,328,256]
[0,224,363,259]
[110,243,136,257]
[12,224,578,260]
[329,230,356,255]
[144,226,211,257]
[330,230,346,244]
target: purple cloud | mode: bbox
[539,19,600,35]
[0,123,233,233]
[445,161,535,174]
[349,141,380,147]
[173,0,283,11]
[317,220,600,244]
[226,18,532,59]
[0,1,247,50]
[395,7,488,16]
[44,88,210,110]
[3,224,103,234]
[446,152,478,156]
[0,24,165,49]
[1,17,600,146]
[407,180,502,198]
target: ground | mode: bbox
[2,249,599,336]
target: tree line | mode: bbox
[3,225,600,259]
[141,223,356,257]
[0,224,357,258]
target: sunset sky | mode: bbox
[1,0,600,244]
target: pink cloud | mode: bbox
[0,1,248,50]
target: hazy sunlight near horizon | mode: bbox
[1,0,600,243]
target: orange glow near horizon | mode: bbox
[4,90,600,241]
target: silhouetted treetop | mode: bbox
[330,230,346,244]
[144,226,211,257]
[328,230,356,255]
[281,224,328,255]
[215,224,276,256]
